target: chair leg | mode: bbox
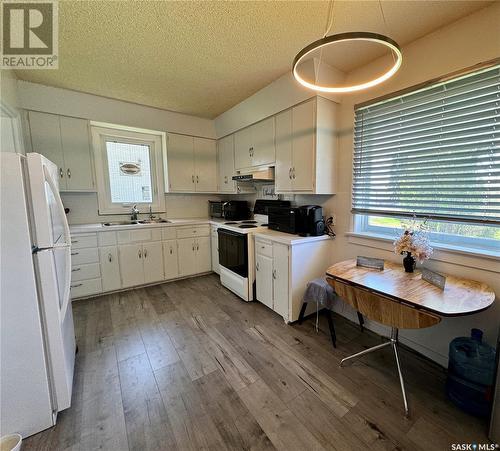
[324,309,337,349]
[298,302,308,325]
[357,311,365,332]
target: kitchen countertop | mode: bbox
[70,217,215,234]
[254,229,333,245]
[70,218,333,245]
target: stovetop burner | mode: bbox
[238,224,257,229]
[224,222,238,224]
[241,220,258,224]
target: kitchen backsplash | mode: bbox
[61,192,222,224]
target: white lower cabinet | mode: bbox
[178,236,211,277]
[272,243,289,319]
[119,243,144,288]
[255,235,332,323]
[255,253,273,309]
[162,240,179,280]
[99,246,121,292]
[71,223,216,299]
[143,242,164,284]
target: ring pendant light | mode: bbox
[292,1,403,93]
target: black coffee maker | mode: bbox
[298,205,325,236]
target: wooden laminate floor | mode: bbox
[25,274,489,451]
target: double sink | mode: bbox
[103,218,171,227]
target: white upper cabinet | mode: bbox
[166,133,195,192]
[275,97,337,194]
[166,133,217,193]
[217,135,236,193]
[28,111,95,192]
[234,117,275,170]
[194,137,217,192]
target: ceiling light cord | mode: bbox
[378,0,397,64]
[323,0,335,38]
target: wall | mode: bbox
[332,2,500,365]
[18,81,216,139]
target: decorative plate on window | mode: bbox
[119,162,141,175]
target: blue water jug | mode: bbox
[446,329,496,417]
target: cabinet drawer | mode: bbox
[70,278,102,299]
[71,234,97,249]
[71,262,101,282]
[71,247,99,265]
[255,239,273,258]
[176,225,210,238]
[98,231,117,246]
[161,227,177,241]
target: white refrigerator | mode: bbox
[1,152,75,438]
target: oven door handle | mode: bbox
[221,201,229,218]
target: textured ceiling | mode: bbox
[15,0,493,118]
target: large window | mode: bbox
[352,64,499,254]
[92,124,165,215]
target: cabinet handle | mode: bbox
[138,249,142,258]
[70,283,83,289]
[224,176,228,184]
[144,249,147,258]
[71,240,78,244]
[71,252,79,256]
[272,269,277,279]
[256,262,259,271]
[71,267,81,272]
[59,168,64,178]
[170,247,173,255]
[108,253,112,262]
[196,175,199,183]
[192,175,195,183]
[288,168,292,179]
[196,243,199,251]
[67,168,71,178]
[292,167,296,179]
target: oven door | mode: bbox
[217,228,248,277]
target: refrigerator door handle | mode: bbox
[43,165,71,247]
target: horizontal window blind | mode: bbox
[352,65,500,225]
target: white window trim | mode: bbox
[91,123,166,215]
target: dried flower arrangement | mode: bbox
[393,216,433,271]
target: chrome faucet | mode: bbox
[149,205,155,220]
[131,204,139,221]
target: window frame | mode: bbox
[91,124,166,215]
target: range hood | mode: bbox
[232,167,274,182]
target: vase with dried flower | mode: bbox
[393,217,433,272]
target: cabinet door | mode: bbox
[234,127,252,169]
[272,243,289,319]
[292,100,315,191]
[217,135,236,193]
[162,240,179,280]
[195,236,212,274]
[177,238,197,277]
[118,244,144,288]
[252,117,275,167]
[143,242,164,284]
[256,253,273,309]
[167,133,195,191]
[211,228,219,274]
[99,246,121,292]
[28,111,66,189]
[275,109,293,191]
[194,137,217,192]
[60,116,94,191]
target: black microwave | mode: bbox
[268,207,302,234]
[209,200,250,220]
